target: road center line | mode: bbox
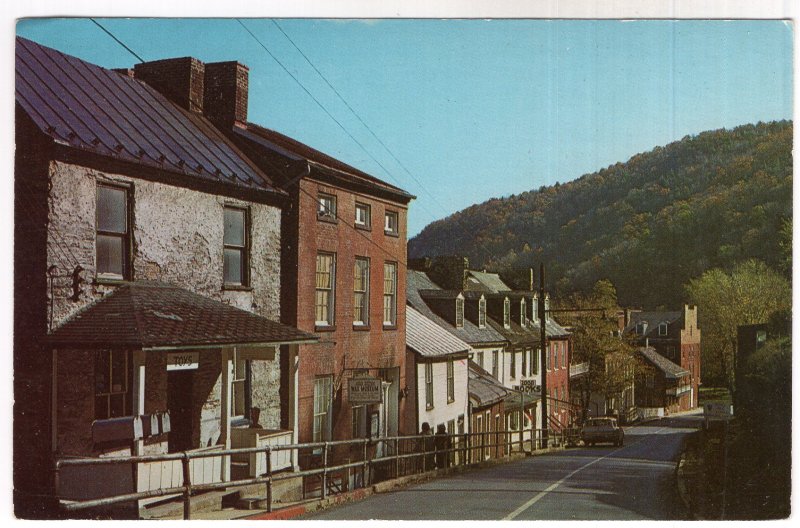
[503,426,668,520]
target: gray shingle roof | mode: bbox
[45,282,317,349]
[638,346,689,379]
[468,360,511,407]
[407,271,506,346]
[16,37,281,199]
[406,306,472,358]
[624,311,683,337]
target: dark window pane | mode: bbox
[95,396,108,420]
[97,186,127,233]
[224,208,245,246]
[111,351,125,392]
[224,248,243,284]
[97,234,124,276]
[109,394,125,418]
[95,351,110,393]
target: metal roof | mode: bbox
[465,270,511,293]
[468,360,511,407]
[638,346,689,380]
[406,306,472,358]
[45,282,317,349]
[16,37,281,198]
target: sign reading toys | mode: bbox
[348,376,383,405]
[166,352,199,371]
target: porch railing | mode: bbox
[54,425,579,519]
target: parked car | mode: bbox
[581,417,624,446]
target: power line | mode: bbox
[267,19,499,266]
[89,19,145,63]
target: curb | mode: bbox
[245,450,550,520]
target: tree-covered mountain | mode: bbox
[409,121,792,309]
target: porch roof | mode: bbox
[638,346,689,380]
[45,282,318,349]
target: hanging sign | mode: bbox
[348,376,383,405]
[167,352,199,371]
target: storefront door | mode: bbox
[167,370,194,452]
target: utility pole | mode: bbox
[538,263,548,448]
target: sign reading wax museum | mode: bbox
[348,376,383,405]
[167,352,199,371]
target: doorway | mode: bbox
[167,370,195,452]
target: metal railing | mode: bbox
[54,425,579,519]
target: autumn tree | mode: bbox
[560,280,636,422]
[685,259,790,390]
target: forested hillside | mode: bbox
[409,121,792,308]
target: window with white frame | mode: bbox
[315,253,336,326]
[232,351,250,418]
[492,350,499,379]
[478,297,486,328]
[503,298,510,328]
[94,350,131,420]
[425,363,434,409]
[531,348,538,375]
[354,202,371,228]
[96,183,130,280]
[520,298,526,326]
[532,295,538,320]
[318,193,336,220]
[223,206,249,286]
[659,322,668,336]
[313,376,333,442]
[384,210,398,235]
[383,262,397,326]
[447,358,455,403]
[522,347,527,377]
[477,351,484,369]
[353,257,370,325]
[544,295,550,321]
[455,297,464,328]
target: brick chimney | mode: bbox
[133,57,205,113]
[204,61,249,128]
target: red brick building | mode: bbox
[624,306,701,412]
[226,112,415,453]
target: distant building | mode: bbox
[635,346,691,417]
[623,305,701,411]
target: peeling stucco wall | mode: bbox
[47,161,285,451]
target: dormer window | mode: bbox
[478,297,486,328]
[503,298,510,328]
[636,322,648,335]
[658,322,668,336]
[318,193,337,220]
[520,298,526,326]
[532,295,538,321]
[455,297,464,328]
[544,295,550,322]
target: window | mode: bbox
[355,202,371,228]
[659,322,668,336]
[384,210,399,235]
[383,262,397,326]
[544,295,550,321]
[455,297,464,328]
[318,193,336,220]
[510,350,516,379]
[96,184,130,279]
[556,342,561,369]
[522,347,528,376]
[94,350,131,420]
[478,297,486,328]
[315,253,336,326]
[636,322,647,335]
[503,298,510,328]
[547,347,551,371]
[425,363,434,409]
[520,298,526,326]
[477,351,484,370]
[447,358,455,403]
[313,376,333,442]
[353,258,370,326]
[492,350,499,379]
[447,419,455,435]
[532,295,538,321]
[223,206,249,286]
[510,410,519,430]
[530,348,538,376]
[232,351,251,418]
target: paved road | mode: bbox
[302,414,703,520]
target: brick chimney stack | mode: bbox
[204,61,249,128]
[133,57,205,113]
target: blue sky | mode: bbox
[16,18,793,236]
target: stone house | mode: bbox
[14,38,316,517]
[623,305,701,411]
[405,306,471,436]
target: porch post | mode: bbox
[220,347,233,481]
[132,350,146,456]
[287,344,300,470]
